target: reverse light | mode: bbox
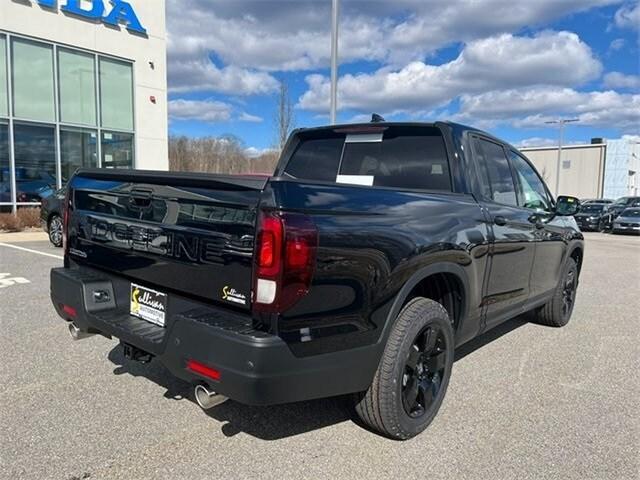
[186,359,221,381]
[253,211,318,313]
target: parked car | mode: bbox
[574,203,608,231]
[50,120,584,440]
[602,196,640,230]
[40,188,66,247]
[581,198,613,205]
[612,208,640,234]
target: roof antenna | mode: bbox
[371,113,385,123]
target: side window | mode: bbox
[509,151,553,212]
[474,138,517,206]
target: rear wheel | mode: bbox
[48,215,63,248]
[354,297,454,440]
[534,257,578,327]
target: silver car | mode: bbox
[612,208,640,234]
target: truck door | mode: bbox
[507,149,566,299]
[471,136,537,326]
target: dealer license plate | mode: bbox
[130,283,167,327]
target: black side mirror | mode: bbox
[555,195,580,216]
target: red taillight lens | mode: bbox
[186,359,221,381]
[62,304,77,318]
[253,211,318,313]
[62,190,70,254]
[257,216,283,276]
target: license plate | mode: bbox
[130,283,167,327]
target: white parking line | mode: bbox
[0,242,64,260]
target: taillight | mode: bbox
[62,190,70,254]
[253,211,318,313]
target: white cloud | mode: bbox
[166,0,616,84]
[603,71,640,89]
[299,31,601,113]
[608,38,626,51]
[168,60,279,95]
[168,99,232,122]
[456,87,640,132]
[238,112,264,123]
[245,146,277,158]
[614,3,640,29]
[516,137,562,148]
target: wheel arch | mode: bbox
[382,263,470,342]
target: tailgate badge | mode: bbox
[222,286,247,305]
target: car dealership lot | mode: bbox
[1,233,638,480]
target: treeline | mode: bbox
[168,135,280,175]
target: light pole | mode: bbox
[330,0,339,124]
[545,118,578,197]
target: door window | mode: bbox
[509,151,553,212]
[474,138,517,206]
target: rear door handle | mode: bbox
[493,215,507,226]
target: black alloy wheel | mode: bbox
[561,268,577,321]
[49,215,63,248]
[402,325,448,418]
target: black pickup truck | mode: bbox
[50,121,583,439]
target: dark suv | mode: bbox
[50,121,583,439]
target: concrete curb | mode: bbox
[0,231,49,243]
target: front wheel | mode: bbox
[354,297,454,440]
[48,215,63,248]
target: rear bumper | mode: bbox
[50,266,377,405]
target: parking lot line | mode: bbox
[0,242,64,260]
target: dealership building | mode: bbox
[1,0,167,213]
[521,138,640,200]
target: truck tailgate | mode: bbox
[66,169,266,311]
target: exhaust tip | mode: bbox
[194,384,228,410]
[68,323,95,341]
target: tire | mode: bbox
[354,297,454,440]
[534,257,578,327]
[48,215,63,248]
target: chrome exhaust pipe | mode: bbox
[68,323,95,341]
[194,384,228,410]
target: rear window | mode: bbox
[283,126,452,191]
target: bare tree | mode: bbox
[169,135,280,175]
[275,81,294,151]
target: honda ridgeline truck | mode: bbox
[50,120,584,439]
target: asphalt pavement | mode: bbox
[1,233,638,480]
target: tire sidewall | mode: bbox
[386,299,455,437]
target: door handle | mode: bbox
[493,215,507,226]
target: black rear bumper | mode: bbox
[50,266,378,405]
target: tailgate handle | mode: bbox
[129,189,153,210]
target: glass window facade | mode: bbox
[0,32,135,212]
[102,131,134,168]
[12,38,55,122]
[0,121,9,203]
[0,36,7,117]
[58,48,97,126]
[100,58,134,131]
[14,123,57,202]
[61,128,98,182]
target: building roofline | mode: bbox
[519,143,606,152]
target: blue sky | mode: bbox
[166,1,639,153]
